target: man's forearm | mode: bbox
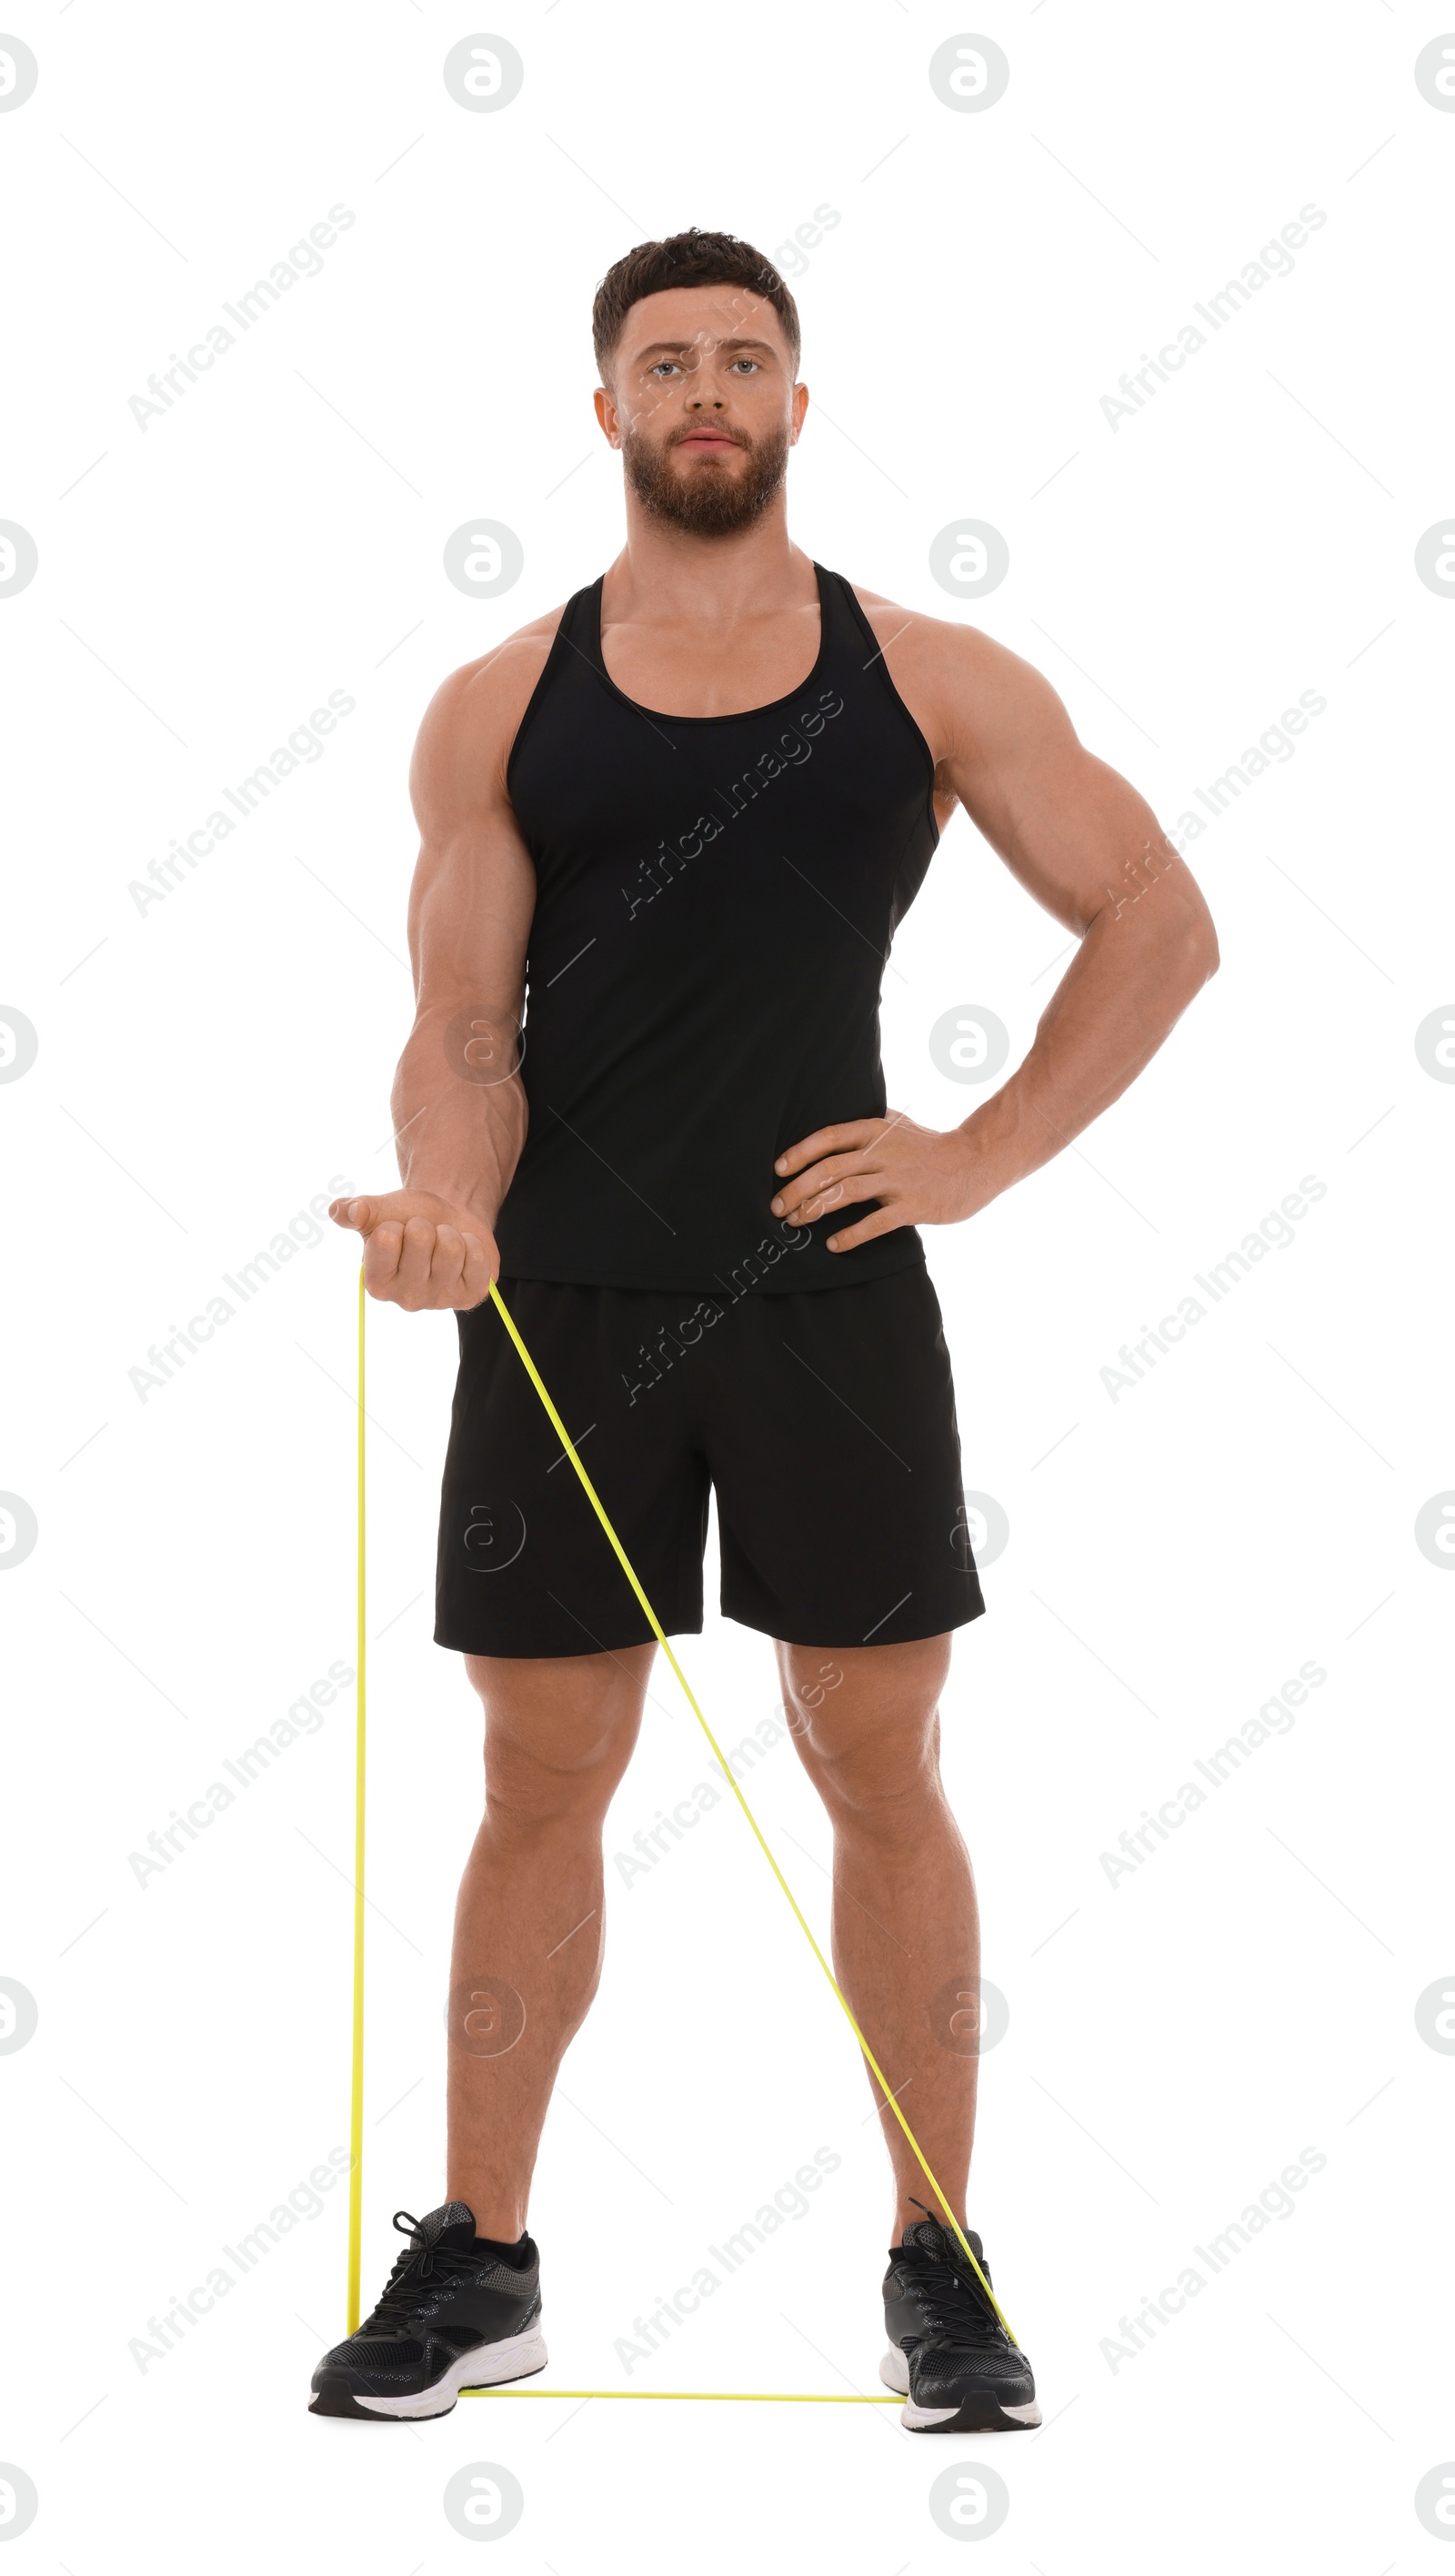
[391,1006,528,1231]
[956,883,1218,1211]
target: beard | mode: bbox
[621,419,790,538]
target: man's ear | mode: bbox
[594,383,621,448]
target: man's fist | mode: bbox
[329,1191,497,1312]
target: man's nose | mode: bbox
[687,388,728,408]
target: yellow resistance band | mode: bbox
[344,1263,1018,2375]
[346,1263,367,2333]
[464,2390,900,2404]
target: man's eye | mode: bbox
[730,358,759,374]
[649,360,680,378]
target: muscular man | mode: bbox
[309,228,1218,2430]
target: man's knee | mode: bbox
[798,1721,942,1834]
[777,1636,951,1832]
[466,1647,647,1833]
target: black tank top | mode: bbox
[495,563,939,1294]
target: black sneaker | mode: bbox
[880,2208,1040,2431]
[309,2201,547,2420]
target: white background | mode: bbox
[3,1,1452,2567]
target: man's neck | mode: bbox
[603,499,816,629]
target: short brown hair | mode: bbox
[592,228,801,380]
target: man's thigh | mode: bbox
[436,1279,713,1657]
[703,1264,985,1652]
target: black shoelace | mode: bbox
[898,2202,1007,2352]
[360,2209,493,2334]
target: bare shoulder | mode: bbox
[410,602,567,820]
[850,583,1067,738]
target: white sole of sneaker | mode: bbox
[878,2345,1041,2430]
[352,2326,549,2419]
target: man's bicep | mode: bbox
[406,807,535,1021]
[943,639,1188,934]
[406,661,539,1015]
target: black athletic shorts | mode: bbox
[434,1264,986,1659]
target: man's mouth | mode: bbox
[675,429,743,453]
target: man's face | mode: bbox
[595,286,808,538]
